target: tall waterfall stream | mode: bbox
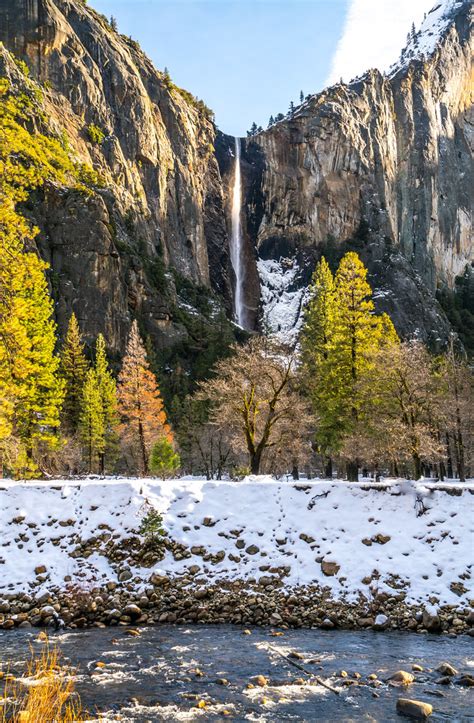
[230,137,246,328]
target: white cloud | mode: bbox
[327,0,438,85]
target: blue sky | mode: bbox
[92,0,347,135]
[92,0,436,136]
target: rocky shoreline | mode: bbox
[1,576,473,635]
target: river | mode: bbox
[1,626,472,721]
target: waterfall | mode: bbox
[230,137,246,328]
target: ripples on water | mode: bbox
[1,626,472,721]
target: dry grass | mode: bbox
[0,636,84,722]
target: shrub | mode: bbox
[138,506,165,545]
[86,123,105,145]
[149,437,180,479]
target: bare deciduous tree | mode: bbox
[344,341,446,479]
[197,337,313,476]
[440,338,473,481]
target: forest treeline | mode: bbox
[0,76,472,481]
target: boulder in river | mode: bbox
[396,698,433,719]
[435,662,457,676]
[388,670,415,684]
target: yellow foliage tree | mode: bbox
[0,77,71,476]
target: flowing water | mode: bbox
[230,137,246,328]
[1,626,473,721]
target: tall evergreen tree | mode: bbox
[300,252,399,480]
[11,253,65,477]
[332,252,394,479]
[60,313,89,434]
[0,78,71,477]
[301,257,337,476]
[118,321,172,475]
[300,90,304,103]
[93,334,118,474]
[79,368,104,473]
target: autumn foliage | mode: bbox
[118,320,173,474]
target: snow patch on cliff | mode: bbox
[389,0,466,76]
[257,258,309,344]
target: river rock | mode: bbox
[422,608,441,631]
[456,674,474,687]
[388,670,415,684]
[435,662,457,676]
[123,604,142,620]
[396,698,433,719]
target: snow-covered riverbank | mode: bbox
[0,477,472,631]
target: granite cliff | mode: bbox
[217,0,473,346]
[0,0,472,364]
[0,0,234,369]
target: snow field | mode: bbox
[0,477,472,607]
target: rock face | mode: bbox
[0,0,233,353]
[220,0,473,345]
[0,0,472,352]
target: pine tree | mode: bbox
[60,313,89,434]
[149,437,181,479]
[301,257,337,476]
[93,334,118,474]
[11,253,65,477]
[332,252,391,479]
[289,101,295,115]
[79,369,104,473]
[0,78,72,477]
[110,15,118,31]
[268,116,275,128]
[118,321,172,475]
[247,121,258,137]
[300,252,399,480]
[300,90,304,103]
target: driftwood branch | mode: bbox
[265,644,340,695]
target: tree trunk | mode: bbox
[346,460,358,482]
[324,457,333,479]
[250,451,261,475]
[446,433,453,478]
[413,454,422,480]
[456,430,466,482]
[99,452,105,476]
[138,419,147,476]
[292,463,299,481]
[438,460,446,481]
